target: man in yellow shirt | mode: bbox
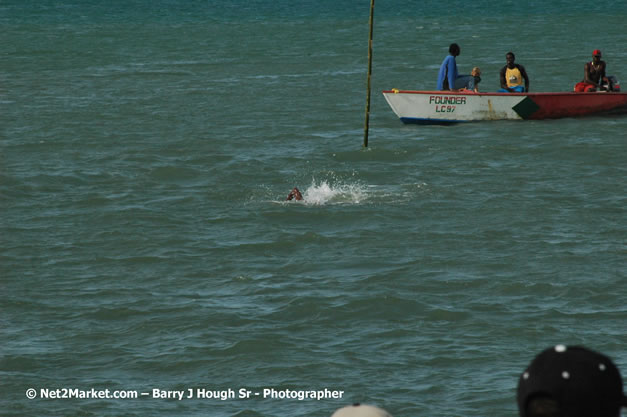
[499,52,530,93]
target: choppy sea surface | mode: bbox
[2,1,626,416]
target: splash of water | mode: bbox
[301,180,367,205]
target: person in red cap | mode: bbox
[574,50,609,92]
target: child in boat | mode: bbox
[458,67,482,92]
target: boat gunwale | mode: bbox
[382,90,627,97]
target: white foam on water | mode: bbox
[286,180,367,206]
[276,179,430,206]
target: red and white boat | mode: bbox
[382,89,627,124]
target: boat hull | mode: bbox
[382,90,627,124]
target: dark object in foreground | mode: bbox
[517,345,627,417]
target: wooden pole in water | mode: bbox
[363,0,375,148]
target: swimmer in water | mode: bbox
[286,187,303,201]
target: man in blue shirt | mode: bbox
[437,43,462,91]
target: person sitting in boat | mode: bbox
[573,50,616,92]
[437,43,469,91]
[499,52,529,93]
[286,187,303,201]
[458,67,482,92]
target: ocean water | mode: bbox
[2,1,626,416]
